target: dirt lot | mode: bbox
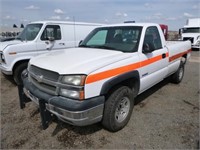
[1,51,199,149]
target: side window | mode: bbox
[143,26,162,51]
[41,25,61,41]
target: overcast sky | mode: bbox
[0,0,200,31]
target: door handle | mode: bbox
[162,53,166,59]
[59,43,65,45]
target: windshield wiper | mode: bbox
[91,45,117,50]
[79,45,90,48]
[79,45,118,51]
[15,37,23,41]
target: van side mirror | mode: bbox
[48,37,55,42]
[142,43,154,53]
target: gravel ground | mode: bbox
[1,51,199,149]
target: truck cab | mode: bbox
[180,18,200,50]
[0,21,101,84]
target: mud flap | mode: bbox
[38,100,52,130]
[17,84,31,109]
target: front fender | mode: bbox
[100,70,140,96]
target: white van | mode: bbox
[0,21,102,84]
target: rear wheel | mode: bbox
[171,61,185,84]
[13,63,28,85]
[102,86,134,132]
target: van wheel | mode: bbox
[14,63,28,85]
[102,86,134,132]
[171,61,185,84]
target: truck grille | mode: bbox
[183,37,194,43]
[28,65,60,95]
[29,65,59,81]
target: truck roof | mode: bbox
[98,23,160,28]
[29,20,103,26]
[29,21,159,28]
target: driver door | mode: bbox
[139,26,168,93]
[36,25,66,55]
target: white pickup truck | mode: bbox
[0,21,101,84]
[19,23,191,132]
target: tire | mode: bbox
[13,63,28,85]
[171,61,185,84]
[102,86,134,132]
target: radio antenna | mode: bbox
[73,16,76,47]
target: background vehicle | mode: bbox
[159,24,168,40]
[179,18,200,50]
[19,23,191,132]
[0,21,102,84]
[0,37,16,42]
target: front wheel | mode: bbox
[102,86,134,132]
[13,63,28,85]
[171,61,185,84]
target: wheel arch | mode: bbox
[13,59,30,72]
[181,53,187,64]
[100,70,140,98]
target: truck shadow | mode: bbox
[2,73,16,86]
[134,77,171,105]
[51,119,102,136]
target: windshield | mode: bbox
[79,26,142,52]
[182,27,200,33]
[16,23,43,41]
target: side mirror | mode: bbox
[79,40,83,46]
[142,43,154,53]
[48,36,55,42]
[179,28,183,35]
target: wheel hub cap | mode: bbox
[115,97,130,123]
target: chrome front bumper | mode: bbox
[46,103,104,126]
[23,86,104,126]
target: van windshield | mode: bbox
[79,26,142,52]
[16,23,43,41]
[182,27,200,33]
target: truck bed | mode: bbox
[166,40,191,55]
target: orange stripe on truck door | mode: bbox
[140,54,165,67]
[86,53,168,84]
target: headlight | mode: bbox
[60,75,86,100]
[197,35,200,40]
[61,75,86,86]
[60,88,84,100]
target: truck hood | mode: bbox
[30,48,131,75]
[182,33,200,39]
[0,40,22,51]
